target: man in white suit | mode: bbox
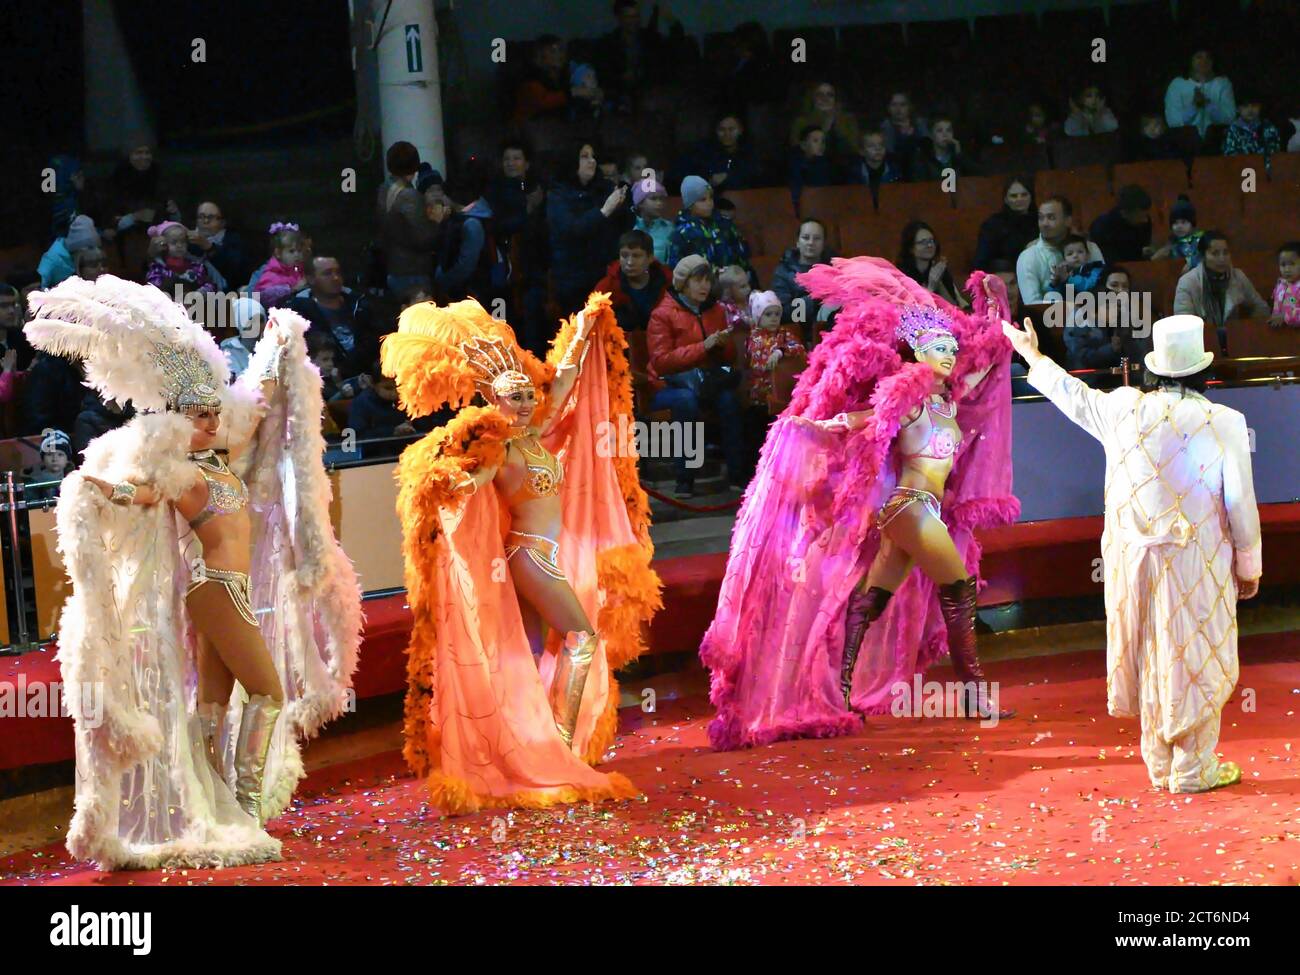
[1002,314,1262,793]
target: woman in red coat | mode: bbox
[645,255,747,497]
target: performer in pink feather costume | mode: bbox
[700,256,1020,751]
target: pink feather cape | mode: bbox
[700,257,1019,750]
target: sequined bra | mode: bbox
[508,437,564,505]
[188,450,249,529]
[900,399,961,462]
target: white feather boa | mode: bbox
[54,310,362,870]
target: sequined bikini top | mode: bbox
[187,449,249,529]
[900,398,962,462]
[508,437,564,505]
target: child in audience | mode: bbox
[789,125,836,201]
[348,361,417,457]
[146,221,217,294]
[1134,113,1183,160]
[256,221,308,307]
[1269,241,1300,327]
[717,265,754,331]
[25,428,72,501]
[632,178,673,263]
[1064,85,1118,136]
[1020,103,1054,145]
[1149,197,1204,269]
[1222,94,1282,160]
[745,290,806,412]
[623,151,651,187]
[1045,234,1106,299]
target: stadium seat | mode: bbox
[1269,152,1300,187]
[954,175,1010,219]
[1049,132,1123,171]
[980,142,1050,176]
[1192,154,1270,194]
[750,253,781,290]
[838,215,896,260]
[760,217,803,259]
[797,184,872,221]
[1242,184,1300,249]
[1123,259,1186,318]
[877,180,955,219]
[725,187,797,236]
[1233,249,1278,303]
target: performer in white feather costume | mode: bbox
[25,275,362,870]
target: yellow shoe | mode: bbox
[1207,760,1242,791]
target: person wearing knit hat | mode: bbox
[665,175,756,278]
[1006,312,1260,794]
[744,289,807,413]
[1088,183,1153,263]
[672,254,712,292]
[220,296,269,376]
[632,177,672,263]
[37,215,102,288]
[1150,195,1205,268]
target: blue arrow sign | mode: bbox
[405,24,423,74]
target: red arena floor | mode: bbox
[3,635,1298,887]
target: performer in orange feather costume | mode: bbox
[381,293,661,814]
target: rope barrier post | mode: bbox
[0,471,37,655]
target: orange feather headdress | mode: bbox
[379,299,551,418]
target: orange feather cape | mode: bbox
[384,294,661,814]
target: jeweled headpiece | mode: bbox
[896,304,958,354]
[459,335,534,399]
[150,342,223,414]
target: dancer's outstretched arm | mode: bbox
[541,309,596,434]
[81,475,165,506]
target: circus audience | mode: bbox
[547,141,633,317]
[1164,48,1236,137]
[974,176,1038,271]
[771,218,836,332]
[789,125,836,203]
[1017,197,1105,305]
[1173,231,1271,350]
[254,222,308,306]
[1149,196,1204,269]
[788,81,862,163]
[37,214,100,288]
[647,255,746,497]
[1221,92,1282,159]
[594,229,671,333]
[848,131,902,203]
[631,178,673,263]
[897,220,969,309]
[909,116,980,181]
[1271,242,1300,327]
[376,140,436,296]
[1063,84,1119,136]
[670,112,761,196]
[146,220,220,294]
[288,256,379,378]
[1088,184,1154,263]
[105,143,181,276]
[879,91,929,177]
[189,201,249,288]
[665,176,753,278]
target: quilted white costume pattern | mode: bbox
[1028,357,1261,792]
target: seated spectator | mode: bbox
[745,289,806,413]
[189,201,248,288]
[1016,196,1104,304]
[0,285,34,370]
[594,229,670,333]
[38,214,100,288]
[631,178,673,263]
[716,264,753,331]
[898,220,969,309]
[595,0,682,109]
[219,296,266,377]
[1268,241,1300,328]
[71,391,133,463]
[25,428,73,501]
[647,256,746,495]
[514,35,599,123]
[718,22,782,110]
[105,142,181,280]
[1164,48,1235,138]
[665,175,753,278]
[789,81,862,163]
[1221,92,1281,159]
[547,141,632,317]
[485,139,542,245]
[880,91,930,178]
[1133,113,1183,161]
[909,115,980,182]
[306,328,355,404]
[1093,264,1154,363]
[21,352,84,439]
[1063,84,1119,137]
[288,255,378,378]
[428,162,497,305]
[75,246,107,281]
[1149,196,1204,269]
[670,112,761,196]
[789,125,836,203]
[622,151,651,186]
[146,220,218,295]
[376,141,436,295]
[1045,234,1106,299]
[847,131,902,205]
[1088,184,1154,263]
[974,175,1038,271]
[1018,102,1056,146]
[1173,231,1270,351]
[253,222,307,307]
[772,217,836,332]
[48,154,91,239]
[348,363,418,455]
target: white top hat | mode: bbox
[1143,314,1215,378]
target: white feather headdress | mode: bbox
[24,275,231,413]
